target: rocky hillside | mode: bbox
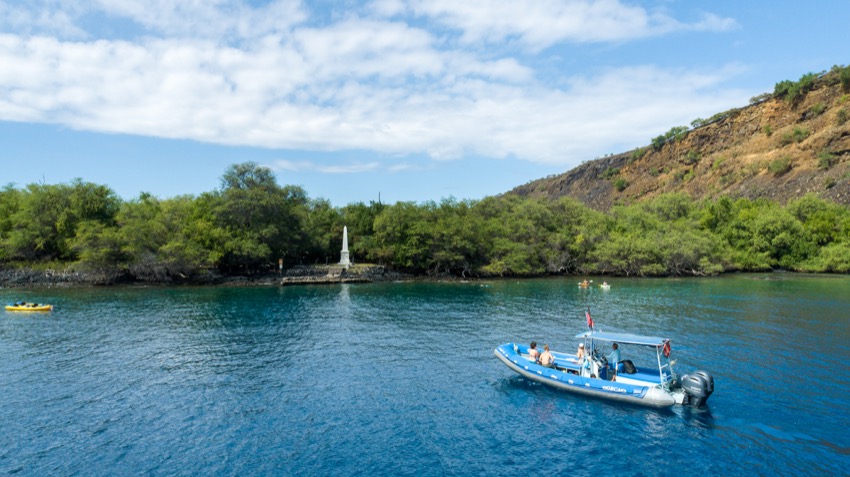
[509,66,850,210]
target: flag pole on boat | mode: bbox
[584,307,594,354]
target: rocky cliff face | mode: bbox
[509,70,850,210]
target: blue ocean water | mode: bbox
[1,275,848,476]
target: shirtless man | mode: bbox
[528,341,540,362]
[539,344,555,368]
[572,342,585,363]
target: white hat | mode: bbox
[579,343,584,348]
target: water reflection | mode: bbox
[675,405,715,429]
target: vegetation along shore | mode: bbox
[2,65,849,287]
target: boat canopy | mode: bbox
[575,330,669,347]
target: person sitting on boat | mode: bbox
[539,344,555,368]
[528,341,540,363]
[608,343,621,375]
[571,342,585,363]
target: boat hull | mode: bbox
[5,305,54,312]
[494,343,676,408]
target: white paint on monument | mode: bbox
[339,225,351,268]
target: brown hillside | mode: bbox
[509,68,850,210]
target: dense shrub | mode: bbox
[768,157,793,176]
[774,73,818,103]
[837,109,848,126]
[630,147,648,162]
[818,150,837,170]
[781,127,809,145]
[651,135,666,151]
[750,93,772,104]
[840,65,850,91]
[683,150,701,165]
[613,178,628,192]
[650,126,690,151]
[603,167,620,180]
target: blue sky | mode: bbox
[1,1,847,206]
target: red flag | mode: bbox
[585,308,594,330]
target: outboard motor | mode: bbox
[680,370,714,407]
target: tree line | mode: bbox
[1,162,849,281]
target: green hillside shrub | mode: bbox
[613,178,628,192]
[683,150,701,165]
[781,127,809,145]
[768,156,793,176]
[818,150,837,170]
[774,72,818,103]
[841,65,850,91]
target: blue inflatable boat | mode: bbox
[494,330,714,408]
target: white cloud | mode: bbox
[270,159,381,174]
[391,0,738,51]
[0,0,747,173]
[93,0,307,39]
[0,1,88,38]
[0,0,307,40]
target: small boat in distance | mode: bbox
[495,329,714,408]
[5,302,54,312]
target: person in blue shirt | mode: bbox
[608,343,621,377]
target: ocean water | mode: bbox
[1,274,848,476]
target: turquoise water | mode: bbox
[2,275,849,475]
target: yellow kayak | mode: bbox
[5,303,54,312]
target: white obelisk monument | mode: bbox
[339,226,351,268]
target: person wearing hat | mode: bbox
[572,342,585,363]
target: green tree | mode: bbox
[721,199,810,270]
[116,193,213,281]
[213,163,309,272]
[430,197,484,276]
[3,181,120,261]
[304,198,342,264]
[339,201,385,263]
[0,185,22,261]
[373,201,434,271]
[68,221,125,272]
[476,196,558,275]
[801,243,850,272]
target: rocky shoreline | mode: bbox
[0,264,412,288]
